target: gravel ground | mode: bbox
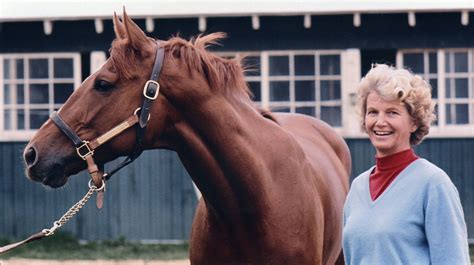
[0,259,189,265]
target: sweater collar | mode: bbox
[375,149,418,170]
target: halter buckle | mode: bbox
[76,141,94,160]
[143,80,160,100]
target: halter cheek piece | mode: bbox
[50,40,164,193]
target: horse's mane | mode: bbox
[109,32,252,99]
[163,33,252,99]
[109,32,277,122]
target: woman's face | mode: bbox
[364,91,417,157]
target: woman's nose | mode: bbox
[375,115,388,126]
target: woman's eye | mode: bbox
[94,79,114,92]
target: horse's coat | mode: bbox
[24,10,350,265]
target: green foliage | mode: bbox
[0,232,189,260]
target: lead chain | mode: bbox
[42,180,105,236]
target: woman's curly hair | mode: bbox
[357,64,436,145]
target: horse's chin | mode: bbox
[42,174,68,188]
[26,163,69,188]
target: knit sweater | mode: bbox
[343,158,470,265]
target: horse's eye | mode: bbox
[93,79,114,92]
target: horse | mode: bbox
[23,10,350,265]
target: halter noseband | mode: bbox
[50,41,164,192]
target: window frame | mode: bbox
[218,49,345,129]
[0,52,82,141]
[397,48,474,138]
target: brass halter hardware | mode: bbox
[76,141,94,160]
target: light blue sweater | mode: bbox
[343,159,470,265]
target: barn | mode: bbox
[1,1,473,243]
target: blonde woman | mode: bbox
[342,64,470,264]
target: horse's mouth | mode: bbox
[26,163,68,188]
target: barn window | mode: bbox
[219,51,344,128]
[0,53,81,140]
[398,49,474,136]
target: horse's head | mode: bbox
[23,11,163,187]
[23,11,250,188]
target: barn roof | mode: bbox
[1,0,473,22]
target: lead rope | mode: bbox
[0,180,105,254]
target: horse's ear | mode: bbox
[113,12,126,40]
[122,8,149,51]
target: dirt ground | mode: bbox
[0,259,189,265]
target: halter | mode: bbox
[51,40,164,198]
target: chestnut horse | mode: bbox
[24,11,350,265]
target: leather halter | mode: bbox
[51,40,164,193]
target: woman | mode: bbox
[342,64,470,264]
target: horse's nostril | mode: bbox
[24,146,37,167]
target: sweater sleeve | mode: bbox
[425,179,471,265]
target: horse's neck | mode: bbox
[173,97,276,219]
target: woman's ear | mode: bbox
[410,122,418,133]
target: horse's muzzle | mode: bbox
[24,144,68,188]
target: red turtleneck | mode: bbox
[370,149,418,201]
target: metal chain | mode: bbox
[42,180,105,236]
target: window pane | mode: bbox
[432,104,439,126]
[4,84,10,104]
[455,78,468,98]
[445,52,452,73]
[244,56,261,77]
[320,80,341,100]
[269,81,289,101]
[295,55,315,76]
[54,58,74,78]
[4,59,10,79]
[30,84,49,104]
[17,109,25,130]
[29,59,49,79]
[4,109,11,130]
[30,109,50,129]
[295,81,315,101]
[296,107,315,116]
[403,53,424,74]
[320,55,340,75]
[428,52,437,74]
[446,104,453,124]
[270,106,290,113]
[429,78,437,99]
[248,81,261,102]
[269,56,289,76]
[16,84,25,104]
[321,106,341,126]
[16,59,24,79]
[446,79,452,98]
[454,52,468,73]
[447,104,469,124]
[455,104,469,124]
[54,83,74,104]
